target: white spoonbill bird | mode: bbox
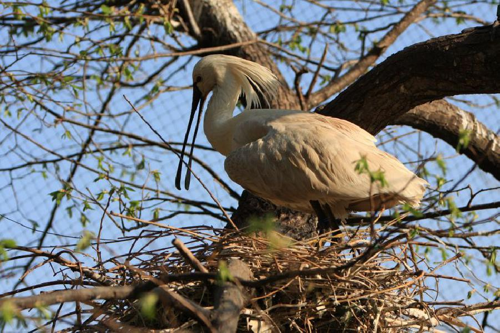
[175,55,428,231]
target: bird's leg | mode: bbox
[310,201,343,245]
[322,203,342,240]
[310,200,330,234]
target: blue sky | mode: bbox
[0,0,499,331]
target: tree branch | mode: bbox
[0,286,136,310]
[153,285,215,331]
[395,100,500,180]
[211,259,253,333]
[319,25,500,135]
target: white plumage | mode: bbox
[176,54,428,223]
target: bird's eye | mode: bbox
[195,76,202,83]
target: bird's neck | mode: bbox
[204,77,241,156]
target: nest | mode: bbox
[100,223,446,332]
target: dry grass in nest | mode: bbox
[113,224,452,332]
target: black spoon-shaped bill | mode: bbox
[175,85,204,190]
[184,101,204,190]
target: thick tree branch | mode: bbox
[395,100,500,180]
[319,25,500,135]
[310,0,436,107]
[0,286,136,310]
[211,259,253,333]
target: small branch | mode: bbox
[172,238,209,273]
[305,43,328,100]
[345,201,500,225]
[292,65,308,110]
[11,246,111,286]
[310,0,436,106]
[110,212,219,240]
[178,0,202,40]
[154,285,215,332]
[436,300,500,317]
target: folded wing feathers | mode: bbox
[219,55,428,211]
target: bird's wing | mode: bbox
[310,113,377,147]
[226,113,426,212]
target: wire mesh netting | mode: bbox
[0,0,499,331]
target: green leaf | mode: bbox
[435,154,447,175]
[96,191,106,201]
[163,19,174,35]
[139,293,158,320]
[152,170,161,183]
[76,230,95,251]
[83,200,94,211]
[0,239,17,248]
[100,5,113,15]
[123,66,133,81]
[457,129,471,152]
[13,6,25,20]
[435,176,446,189]
[354,156,369,174]
[124,16,132,30]
[424,247,431,261]
[49,189,66,205]
[127,201,141,217]
[439,247,448,261]
[153,208,160,220]
[445,197,462,222]
[61,130,72,140]
[319,74,331,86]
[66,206,73,218]
[279,4,293,12]
[217,261,233,285]
[247,214,275,235]
[137,158,145,170]
[80,213,90,227]
[0,301,19,324]
[369,169,388,187]
[330,22,346,34]
[486,263,493,277]
[35,304,51,320]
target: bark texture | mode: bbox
[211,259,253,332]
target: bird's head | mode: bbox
[191,54,280,111]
